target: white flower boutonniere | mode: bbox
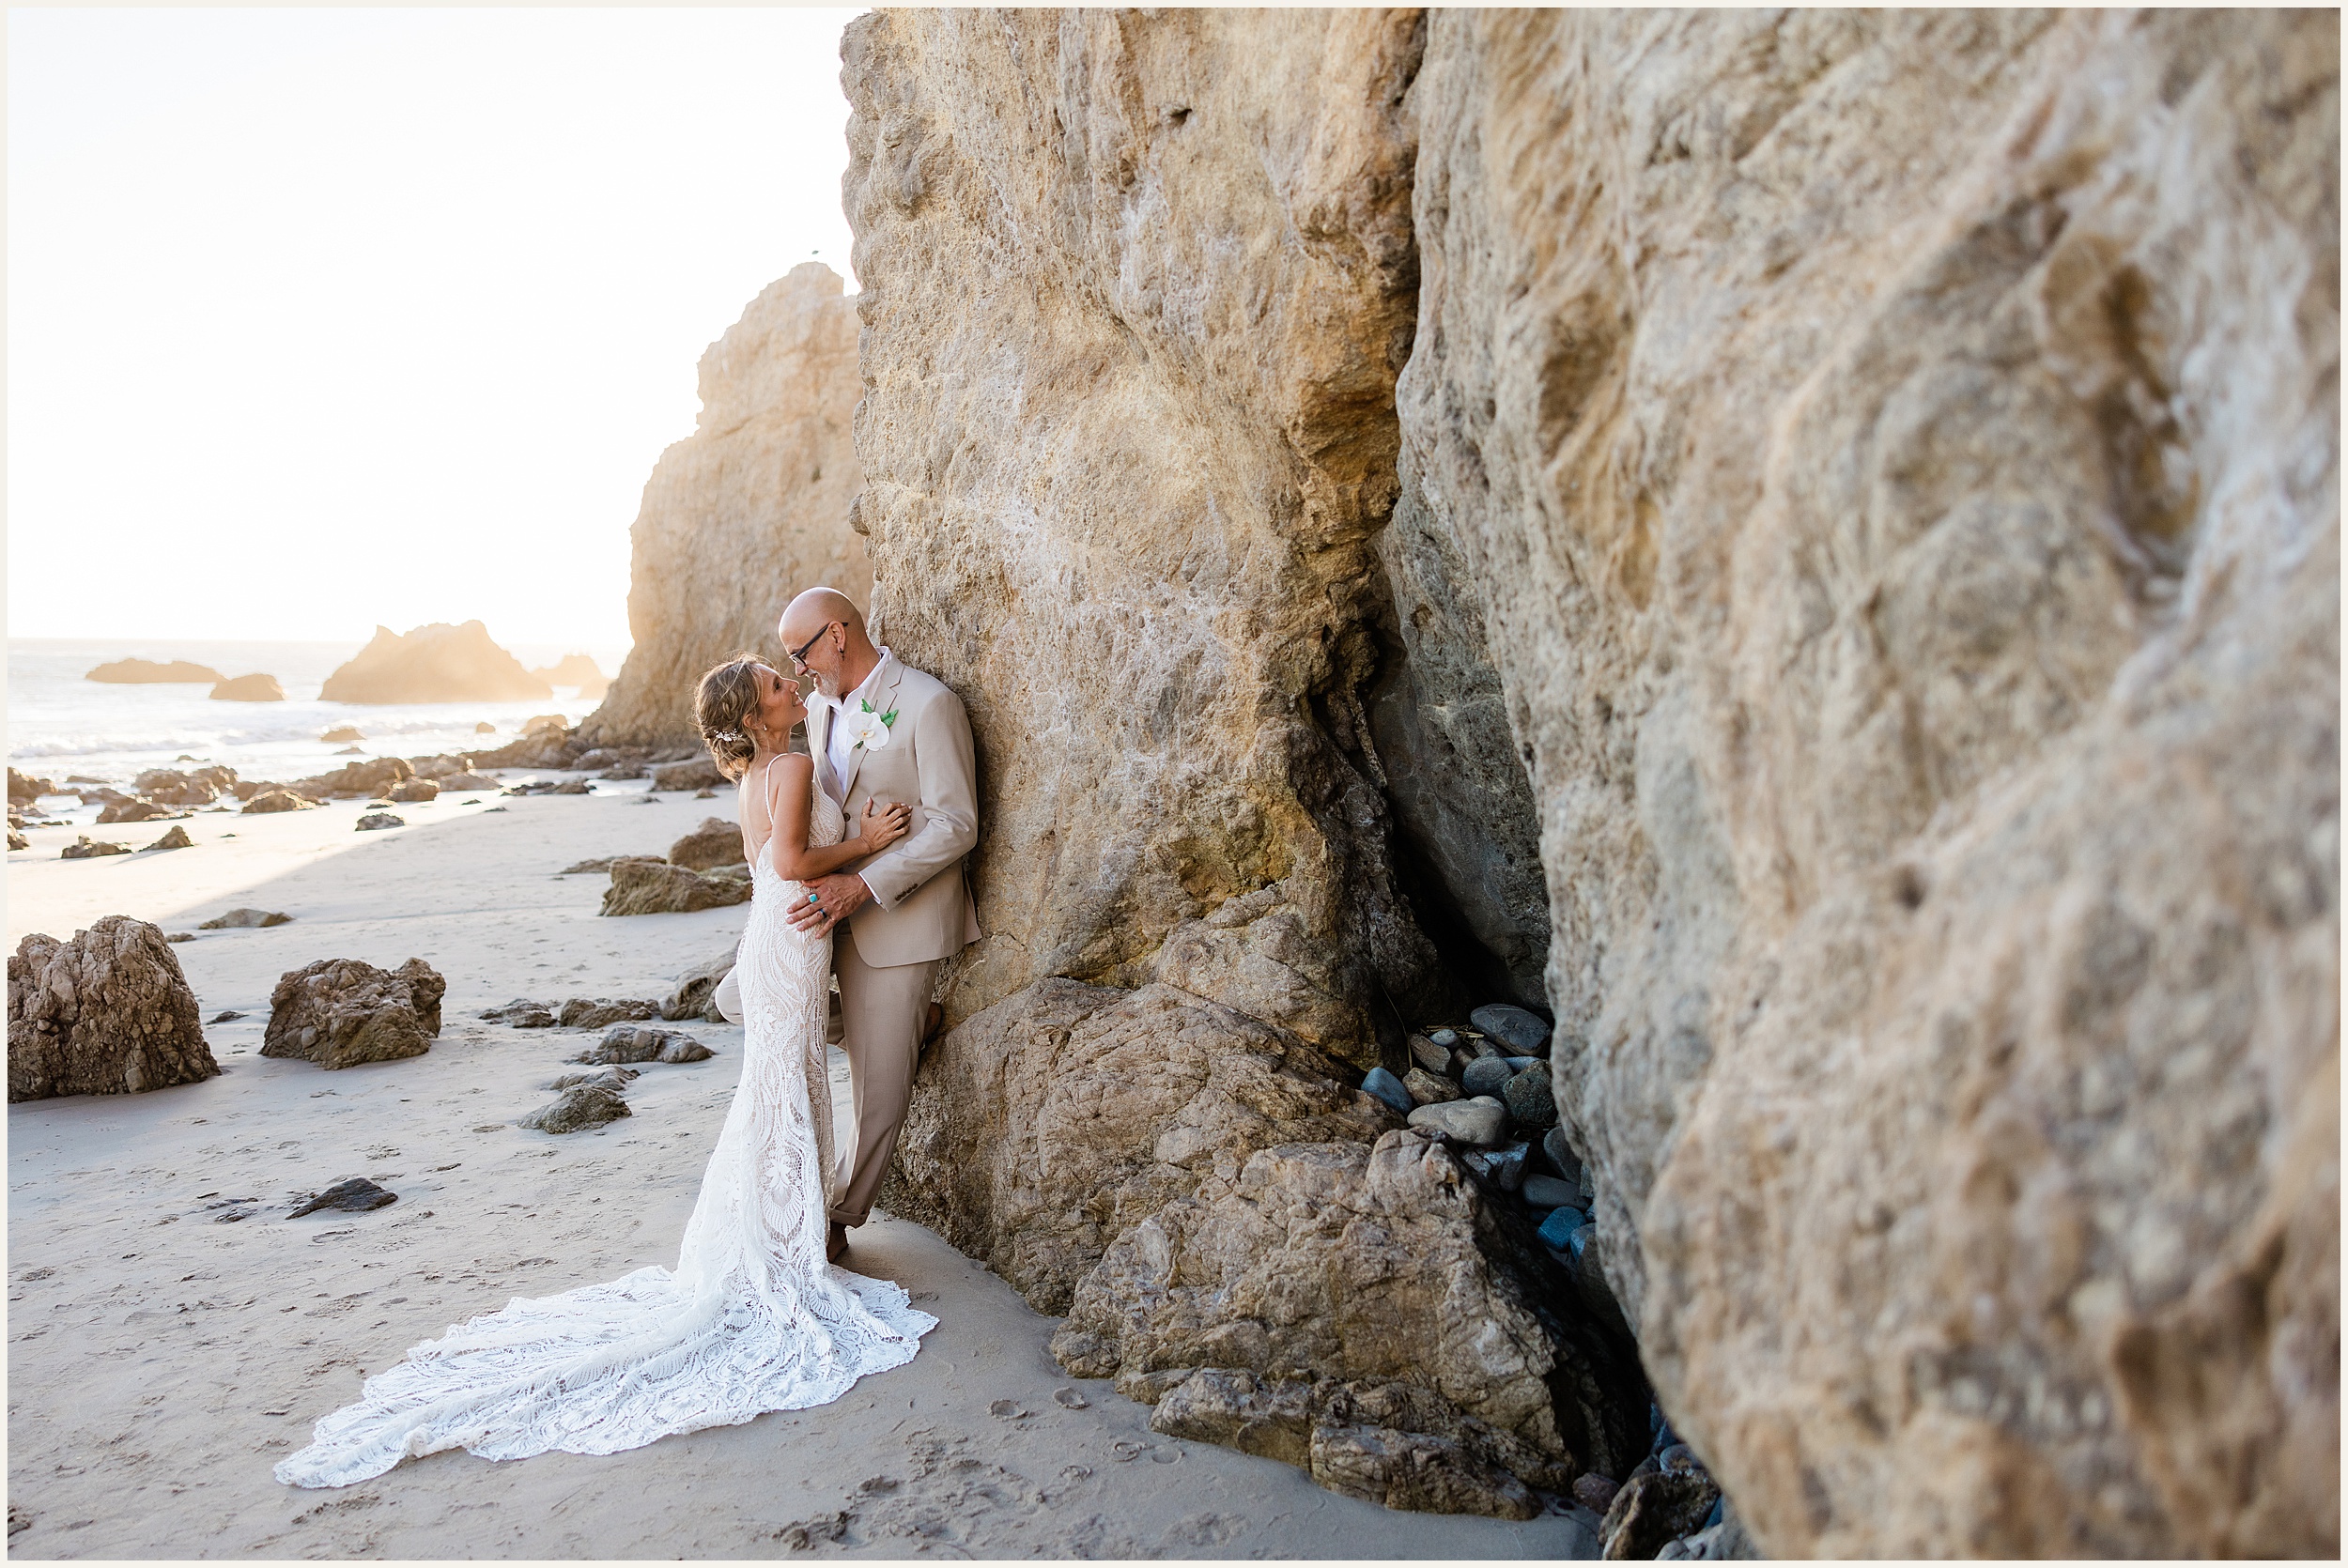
[841,698,898,751]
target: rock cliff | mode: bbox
[842,7,2337,1551]
[582,263,871,748]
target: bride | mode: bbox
[275,655,937,1488]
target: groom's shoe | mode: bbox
[826,1222,849,1264]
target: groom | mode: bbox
[776,588,981,1264]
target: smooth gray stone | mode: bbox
[1461,1055,1516,1098]
[1406,1096,1508,1147]
[1360,1067,1413,1116]
[1428,1027,1459,1048]
[1470,1003,1552,1053]
[1541,1125,1583,1182]
[1522,1173,1579,1210]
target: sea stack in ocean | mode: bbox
[320,622,551,704]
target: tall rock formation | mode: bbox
[583,263,870,747]
[320,623,547,703]
[843,7,2337,1552]
[1400,10,2337,1556]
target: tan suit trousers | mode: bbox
[826,925,940,1228]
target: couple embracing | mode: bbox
[276,589,977,1488]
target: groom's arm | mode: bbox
[855,685,979,911]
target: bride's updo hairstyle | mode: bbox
[693,654,771,781]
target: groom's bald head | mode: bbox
[780,587,877,699]
[779,587,864,646]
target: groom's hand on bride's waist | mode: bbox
[788,872,873,935]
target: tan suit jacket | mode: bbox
[811,653,982,968]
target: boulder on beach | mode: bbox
[96,799,178,825]
[662,945,739,1022]
[301,756,413,799]
[209,673,286,702]
[86,657,224,684]
[387,778,439,803]
[8,916,219,1101]
[667,816,746,871]
[530,653,610,699]
[320,622,552,704]
[240,790,317,815]
[141,825,195,853]
[519,1084,631,1133]
[599,859,750,915]
[480,997,557,1027]
[650,757,727,792]
[439,771,502,792]
[60,836,132,860]
[556,997,660,1030]
[8,769,58,805]
[262,957,444,1069]
[570,1023,713,1065]
[319,725,365,744]
[287,1177,398,1217]
[354,812,404,832]
[198,908,290,930]
[135,767,233,805]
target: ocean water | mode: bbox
[8,638,631,788]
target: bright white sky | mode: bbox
[8,6,862,650]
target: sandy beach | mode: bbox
[7,776,1599,1559]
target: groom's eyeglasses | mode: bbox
[787,623,837,670]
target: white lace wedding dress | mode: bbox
[276,770,935,1488]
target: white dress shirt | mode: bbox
[818,646,894,807]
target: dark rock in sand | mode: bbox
[663,946,740,1021]
[599,859,750,915]
[479,998,557,1028]
[1599,1469,1722,1560]
[548,1065,640,1092]
[557,997,659,1030]
[209,673,286,702]
[7,831,25,852]
[668,817,747,871]
[287,1177,398,1217]
[200,908,290,930]
[519,1084,631,1133]
[571,1023,713,1065]
[142,825,195,853]
[387,778,439,803]
[263,957,445,1069]
[209,1010,246,1023]
[354,812,405,832]
[8,917,219,1101]
[61,836,132,859]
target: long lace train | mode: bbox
[275,783,933,1487]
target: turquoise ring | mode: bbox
[806,892,819,905]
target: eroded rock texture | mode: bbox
[7,917,218,1101]
[845,8,1446,1057]
[584,263,871,747]
[847,5,2337,1547]
[1399,9,2339,1556]
[263,958,445,1069]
